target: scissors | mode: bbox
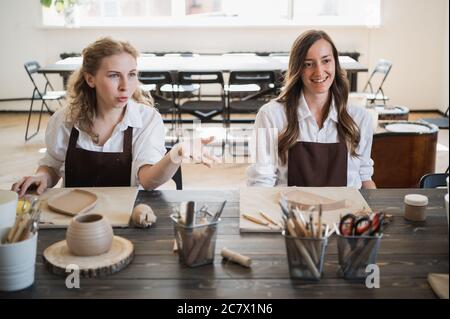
[339,212,383,236]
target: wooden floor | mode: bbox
[0,111,448,191]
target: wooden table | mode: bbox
[1,189,448,299]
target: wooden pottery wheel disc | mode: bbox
[43,236,134,278]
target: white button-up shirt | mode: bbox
[39,99,166,187]
[246,93,374,188]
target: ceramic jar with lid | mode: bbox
[404,194,428,221]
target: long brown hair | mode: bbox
[277,30,360,164]
[66,37,153,139]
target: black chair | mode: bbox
[419,173,448,188]
[166,147,183,190]
[138,71,178,130]
[161,53,200,99]
[177,71,226,123]
[226,70,276,123]
[225,71,276,157]
[24,61,66,141]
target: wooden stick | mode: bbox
[291,211,319,264]
[194,226,217,264]
[221,247,252,268]
[172,239,178,253]
[6,215,22,243]
[317,205,322,238]
[186,217,217,265]
[11,214,30,243]
[186,228,206,265]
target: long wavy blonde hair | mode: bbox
[277,30,360,165]
[66,37,153,139]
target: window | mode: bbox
[293,0,380,26]
[41,0,380,27]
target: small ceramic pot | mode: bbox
[66,214,113,256]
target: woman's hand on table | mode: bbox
[11,174,48,198]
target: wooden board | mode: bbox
[428,273,449,299]
[38,187,138,228]
[239,187,372,233]
[47,189,97,216]
[43,236,134,278]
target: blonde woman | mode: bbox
[247,30,376,189]
[12,37,214,197]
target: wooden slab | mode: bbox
[47,189,97,216]
[43,236,134,278]
[38,187,138,228]
[428,273,449,299]
[281,189,350,211]
[239,187,372,233]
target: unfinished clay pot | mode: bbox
[66,214,113,256]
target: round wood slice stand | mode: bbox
[43,236,134,278]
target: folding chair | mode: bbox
[350,59,392,105]
[24,61,66,141]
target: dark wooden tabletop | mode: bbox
[1,188,448,299]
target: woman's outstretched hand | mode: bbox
[171,136,221,167]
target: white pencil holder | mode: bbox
[0,227,38,291]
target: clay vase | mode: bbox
[66,214,113,256]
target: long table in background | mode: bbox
[40,55,367,73]
[39,55,367,91]
[1,188,448,299]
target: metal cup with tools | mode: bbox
[171,200,226,267]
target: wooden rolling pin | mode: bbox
[221,247,252,268]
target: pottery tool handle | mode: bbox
[212,200,227,222]
[259,211,281,227]
[5,215,22,243]
[221,247,252,268]
[287,219,320,279]
[184,201,196,227]
[172,239,178,253]
[11,214,31,243]
[186,228,207,264]
[243,213,269,226]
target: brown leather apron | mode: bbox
[287,130,348,187]
[65,127,133,187]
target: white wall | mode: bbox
[442,0,449,113]
[0,0,448,111]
